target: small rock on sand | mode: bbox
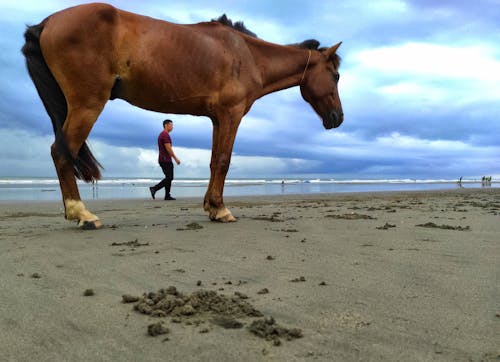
[83,289,95,296]
[248,317,302,345]
[235,291,249,299]
[122,294,140,303]
[147,322,170,337]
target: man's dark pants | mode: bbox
[153,162,173,198]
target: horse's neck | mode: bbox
[247,40,317,97]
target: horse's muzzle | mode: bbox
[323,110,344,129]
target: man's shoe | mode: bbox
[164,196,176,201]
[149,187,156,200]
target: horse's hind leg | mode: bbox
[38,11,117,228]
[52,104,106,229]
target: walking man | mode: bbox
[150,119,181,200]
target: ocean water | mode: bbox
[0,177,496,202]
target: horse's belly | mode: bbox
[119,87,212,117]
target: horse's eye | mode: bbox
[333,73,340,82]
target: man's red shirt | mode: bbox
[158,130,172,163]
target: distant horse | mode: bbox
[22,3,343,229]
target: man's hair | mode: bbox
[163,119,173,127]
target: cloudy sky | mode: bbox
[1,0,499,180]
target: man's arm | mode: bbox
[164,143,180,165]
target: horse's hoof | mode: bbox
[217,213,237,223]
[80,220,102,230]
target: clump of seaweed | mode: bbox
[416,222,470,231]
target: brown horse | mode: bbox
[22,3,343,229]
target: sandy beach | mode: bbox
[0,188,498,361]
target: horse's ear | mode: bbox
[323,42,342,60]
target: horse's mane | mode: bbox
[290,40,342,68]
[214,15,341,68]
[213,14,257,38]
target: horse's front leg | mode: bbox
[204,120,219,214]
[204,113,242,222]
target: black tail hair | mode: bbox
[22,22,102,182]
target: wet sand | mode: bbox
[0,189,499,361]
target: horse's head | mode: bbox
[300,42,343,129]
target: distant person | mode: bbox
[457,176,463,188]
[149,119,181,200]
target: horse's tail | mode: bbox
[21,22,102,182]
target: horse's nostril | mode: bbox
[330,110,343,128]
[331,110,340,121]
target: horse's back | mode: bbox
[41,3,255,80]
[39,3,261,115]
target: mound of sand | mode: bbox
[125,286,302,345]
[129,286,263,318]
